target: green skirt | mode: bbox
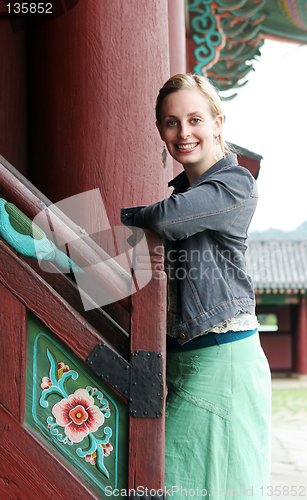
[165,331,271,499]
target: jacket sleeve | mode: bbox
[121,169,257,241]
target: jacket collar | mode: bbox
[168,154,238,193]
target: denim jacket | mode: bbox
[121,154,258,345]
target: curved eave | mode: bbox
[186,0,307,94]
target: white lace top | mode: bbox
[202,312,259,335]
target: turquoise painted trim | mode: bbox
[31,332,121,494]
[228,0,266,18]
[0,198,83,273]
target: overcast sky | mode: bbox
[222,39,307,232]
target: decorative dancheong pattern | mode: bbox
[26,312,128,497]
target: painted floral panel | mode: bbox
[25,312,128,497]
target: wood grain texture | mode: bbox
[0,239,127,365]
[22,256,129,347]
[129,230,167,491]
[0,20,27,174]
[0,283,27,422]
[27,0,172,232]
[0,404,100,500]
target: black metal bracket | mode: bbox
[87,344,163,418]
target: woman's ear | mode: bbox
[215,114,223,136]
[156,120,164,141]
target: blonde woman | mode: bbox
[121,74,271,499]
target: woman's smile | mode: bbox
[176,142,199,152]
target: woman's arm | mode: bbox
[121,168,257,241]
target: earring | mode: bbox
[162,143,167,168]
[215,135,224,161]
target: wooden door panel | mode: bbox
[25,311,128,498]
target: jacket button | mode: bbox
[179,333,186,340]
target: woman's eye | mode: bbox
[166,120,177,127]
[191,118,201,124]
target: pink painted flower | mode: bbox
[52,388,105,443]
[58,362,70,379]
[41,376,52,390]
[85,451,97,465]
[102,443,113,457]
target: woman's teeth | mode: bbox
[177,143,198,150]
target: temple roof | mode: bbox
[186,0,307,95]
[246,239,307,291]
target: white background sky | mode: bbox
[222,39,307,232]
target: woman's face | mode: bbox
[157,88,222,178]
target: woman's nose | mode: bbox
[179,123,191,139]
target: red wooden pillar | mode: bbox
[167,0,186,178]
[0,8,27,175]
[28,0,172,234]
[297,297,307,375]
[27,0,172,328]
[129,230,167,492]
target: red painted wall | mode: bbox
[0,14,27,175]
[260,334,292,371]
[28,1,172,241]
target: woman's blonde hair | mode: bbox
[156,73,231,156]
